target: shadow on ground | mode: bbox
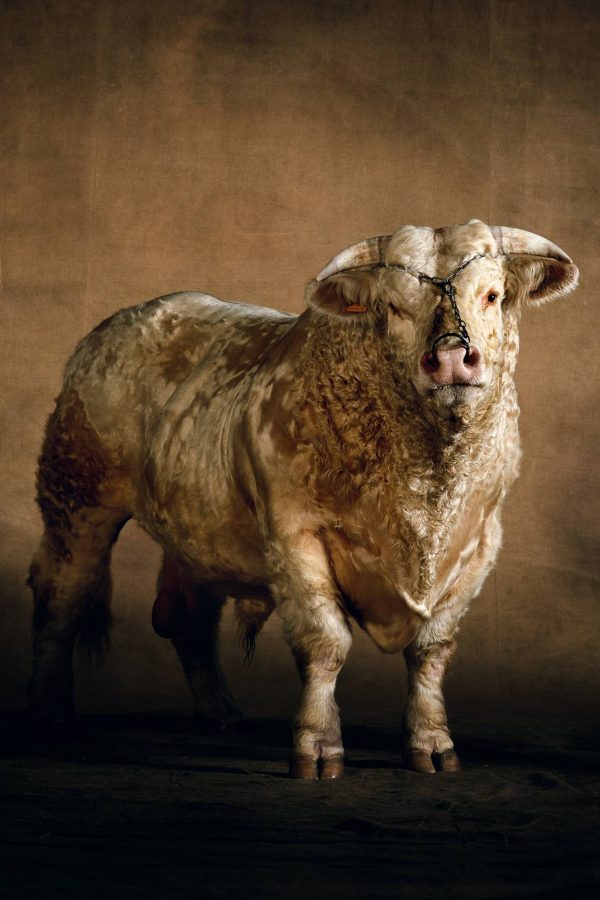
[1,711,599,899]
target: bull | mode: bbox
[28,219,578,778]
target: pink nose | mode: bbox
[420,346,484,385]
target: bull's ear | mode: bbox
[490,226,578,307]
[505,255,579,306]
[306,271,378,318]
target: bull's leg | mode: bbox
[271,535,352,780]
[29,391,131,728]
[402,637,460,774]
[172,613,242,730]
[28,507,127,727]
[402,514,503,773]
[153,556,241,728]
[286,614,351,780]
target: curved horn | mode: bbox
[490,226,573,263]
[317,235,391,281]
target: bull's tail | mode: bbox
[234,596,275,664]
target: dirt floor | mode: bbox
[1,712,599,899]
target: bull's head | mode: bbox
[308,219,578,410]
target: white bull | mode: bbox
[28,219,578,778]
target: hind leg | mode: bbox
[28,506,128,725]
[173,624,242,729]
[153,556,242,728]
[29,391,130,726]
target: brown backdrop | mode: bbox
[1,0,599,724]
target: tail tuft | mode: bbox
[242,625,259,665]
[234,595,275,665]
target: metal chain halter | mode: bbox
[385,253,485,354]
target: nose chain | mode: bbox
[422,276,471,350]
[386,253,485,353]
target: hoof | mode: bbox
[404,747,461,774]
[404,749,436,774]
[319,755,344,779]
[290,754,318,779]
[434,748,461,773]
[289,753,344,779]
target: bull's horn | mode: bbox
[317,235,391,281]
[490,226,573,263]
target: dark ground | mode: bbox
[1,712,599,899]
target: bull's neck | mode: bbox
[291,312,515,495]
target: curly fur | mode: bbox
[27,221,577,771]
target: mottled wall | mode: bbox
[1,0,599,723]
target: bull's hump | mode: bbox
[156,291,297,324]
[125,291,297,393]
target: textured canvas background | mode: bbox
[1,0,598,724]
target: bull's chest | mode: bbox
[324,491,493,653]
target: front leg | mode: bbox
[403,638,461,773]
[270,532,352,779]
[402,510,504,773]
[290,634,350,780]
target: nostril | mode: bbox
[421,351,439,372]
[464,346,481,368]
[422,343,484,386]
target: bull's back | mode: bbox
[60,291,296,468]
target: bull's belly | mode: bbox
[136,497,271,592]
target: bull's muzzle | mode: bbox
[421,341,484,386]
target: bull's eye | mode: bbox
[487,292,498,304]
